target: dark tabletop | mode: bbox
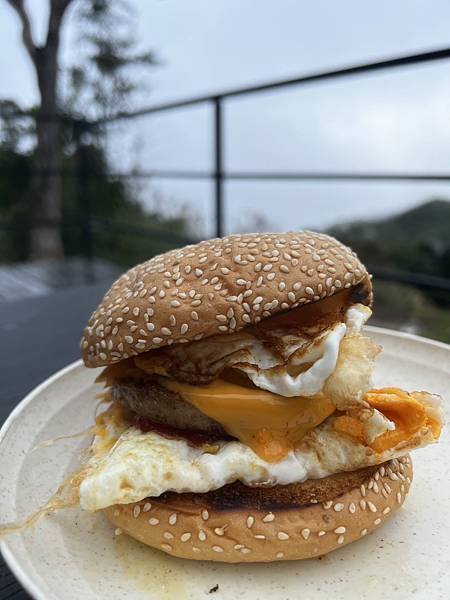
[0,281,113,599]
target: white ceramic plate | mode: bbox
[0,326,449,600]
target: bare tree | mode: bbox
[6,0,74,259]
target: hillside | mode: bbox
[327,199,450,342]
[327,199,450,278]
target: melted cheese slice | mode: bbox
[165,378,335,462]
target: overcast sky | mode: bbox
[1,0,450,235]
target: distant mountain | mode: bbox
[327,199,450,279]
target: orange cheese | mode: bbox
[165,377,335,462]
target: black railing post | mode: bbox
[213,97,224,238]
[76,128,94,283]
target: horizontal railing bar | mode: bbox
[0,218,195,246]
[90,218,195,245]
[213,171,450,183]
[96,47,450,122]
[2,168,450,182]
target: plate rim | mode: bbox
[0,359,84,600]
[0,327,449,600]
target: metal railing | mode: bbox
[1,46,450,293]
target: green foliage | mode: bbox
[327,200,450,343]
[66,0,158,120]
[0,143,192,265]
[328,200,450,278]
[0,100,34,151]
[0,147,32,262]
[0,0,193,266]
[371,281,450,343]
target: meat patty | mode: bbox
[111,378,227,437]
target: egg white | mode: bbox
[79,398,440,511]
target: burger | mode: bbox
[78,231,443,562]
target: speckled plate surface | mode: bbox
[0,326,449,600]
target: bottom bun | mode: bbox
[104,455,412,562]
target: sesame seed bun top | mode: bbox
[81,231,371,367]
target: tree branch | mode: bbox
[46,0,75,49]
[5,0,36,61]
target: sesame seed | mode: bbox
[276,552,284,559]
[368,502,377,513]
[334,503,344,512]
[133,506,141,519]
[115,528,123,536]
[124,335,133,344]
[254,534,266,540]
[374,518,382,525]
[163,531,174,540]
[349,502,356,514]
[337,535,345,545]
[277,531,289,540]
[360,499,367,510]
[361,529,368,536]
[198,530,207,541]
[318,531,326,537]
[148,517,159,525]
[180,532,191,542]
[322,501,333,510]
[263,512,275,522]
[202,510,209,521]
[334,526,346,534]
[247,516,254,528]
[143,502,151,512]
[301,528,310,540]
[234,544,244,550]
[397,492,402,504]
[214,527,225,536]
[241,548,251,554]
[169,513,177,525]
[212,545,224,553]
[161,543,172,552]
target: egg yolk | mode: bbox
[334,388,441,452]
[365,388,441,452]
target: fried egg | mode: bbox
[79,389,442,511]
